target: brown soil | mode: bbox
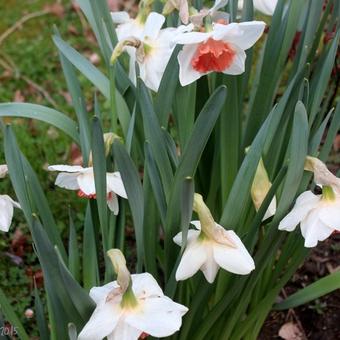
[260,234,340,339]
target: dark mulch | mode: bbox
[260,233,340,339]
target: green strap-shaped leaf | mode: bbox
[0,288,30,340]
[113,140,144,272]
[138,79,174,196]
[274,271,340,310]
[154,46,181,126]
[34,285,50,340]
[0,103,80,143]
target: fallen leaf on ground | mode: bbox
[278,322,304,340]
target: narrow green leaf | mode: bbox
[54,27,91,164]
[0,288,29,340]
[34,285,49,340]
[154,46,181,126]
[274,271,340,310]
[113,141,144,271]
[68,212,81,281]
[138,79,174,196]
[0,103,80,143]
[144,142,167,225]
[83,204,100,290]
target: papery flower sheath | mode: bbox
[48,165,127,215]
[174,194,255,283]
[238,0,278,16]
[251,156,276,220]
[279,157,340,247]
[78,249,188,340]
[174,20,265,86]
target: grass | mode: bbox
[0,0,100,330]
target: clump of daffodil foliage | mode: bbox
[0,0,339,339]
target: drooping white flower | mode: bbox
[112,12,179,92]
[78,249,188,340]
[0,195,20,232]
[48,165,127,215]
[0,164,8,178]
[174,20,265,86]
[279,157,340,247]
[174,194,255,283]
[238,0,278,16]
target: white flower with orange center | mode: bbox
[48,165,127,215]
[173,194,255,283]
[174,20,265,86]
[78,249,188,340]
[0,164,20,232]
[279,157,340,247]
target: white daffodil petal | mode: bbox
[126,296,187,337]
[178,44,205,86]
[173,230,201,246]
[212,22,265,50]
[279,191,320,231]
[0,164,8,178]
[143,12,165,40]
[232,21,266,50]
[174,31,211,45]
[48,164,84,172]
[300,213,333,248]
[0,195,15,232]
[318,204,340,230]
[78,302,122,340]
[55,173,80,190]
[222,48,246,75]
[176,239,208,281]
[108,321,142,340]
[89,282,119,305]
[107,193,119,215]
[254,0,278,16]
[77,172,96,195]
[200,247,219,283]
[213,230,255,275]
[111,11,130,24]
[107,172,127,198]
[263,196,277,221]
[131,273,164,298]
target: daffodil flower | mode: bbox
[174,20,265,86]
[279,157,340,247]
[78,249,188,340]
[0,165,20,232]
[48,165,127,215]
[111,12,179,92]
[174,194,255,283]
[238,0,278,16]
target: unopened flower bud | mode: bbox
[107,249,131,293]
[110,38,141,65]
[193,193,235,247]
[25,308,34,319]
